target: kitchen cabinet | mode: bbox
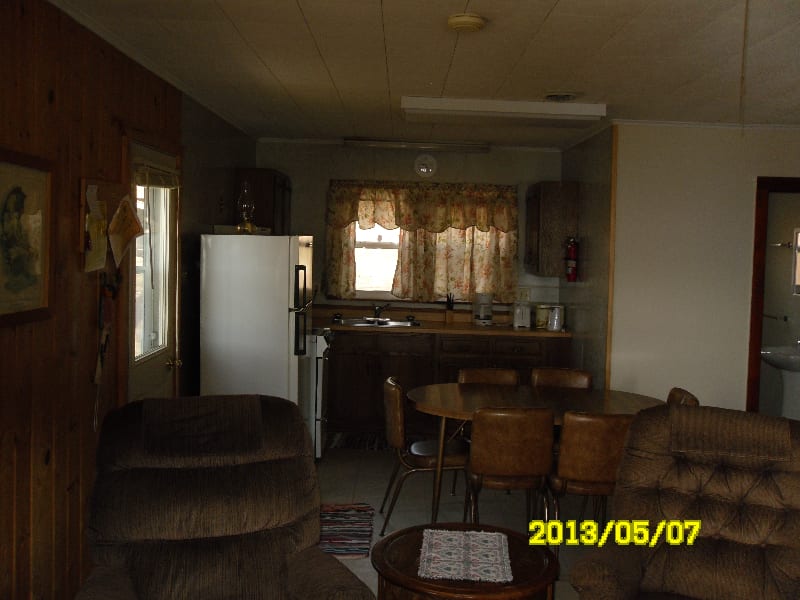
[436,335,570,383]
[235,168,291,234]
[326,331,436,435]
[327,330,571,435]
[524,181,578,277]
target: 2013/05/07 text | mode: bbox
[528,520,701,547]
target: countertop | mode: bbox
[327,321,571,338]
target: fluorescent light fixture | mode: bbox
[401,96,606,126]
[342,138,490,153]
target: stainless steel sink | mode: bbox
[335,317,420,327]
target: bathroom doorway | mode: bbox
[747,177,800,413]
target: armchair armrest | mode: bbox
[570,545,645,600]
[75,565,139,600]
[288,547,375,599]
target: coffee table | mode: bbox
[371,522,558,599]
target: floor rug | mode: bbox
[319,503,375,558]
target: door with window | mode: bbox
[127,144,180,402]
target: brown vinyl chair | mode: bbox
[465,407,555,525]
[457,367,520,385]
[546,411,634,541]
[666,386,699,406]
[531,367,593,389]
[379,377,469,536]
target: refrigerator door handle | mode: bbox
[293,264,308,356]
[289,300,312,314]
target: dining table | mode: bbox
[406,382,664,523]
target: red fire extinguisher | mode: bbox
[565,237,578,282]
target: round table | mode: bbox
[371,522,558,600]
[406,383,663,522]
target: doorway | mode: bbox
[746,177,800,413]
[126,143,181,402]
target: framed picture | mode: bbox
[0,149,53,325]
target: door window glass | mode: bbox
[133,184,170,359]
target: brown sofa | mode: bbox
[76,395,375,600]
[570,403,800,600]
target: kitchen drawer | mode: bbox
[492,338,544,357]
[331,332,377,353]
[377,333,435,355]
[439,335,491,355]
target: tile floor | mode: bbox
[317,448,591,599]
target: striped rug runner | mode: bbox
[319,503,375,558]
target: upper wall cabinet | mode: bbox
[235,168,292,235]
[524,181,578,277]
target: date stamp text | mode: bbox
[528,519,701,547]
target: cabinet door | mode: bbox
[436,336,492,382]
[326,333,381,432]
[235,168,291,234]
[379,334,437,436]
[524,182,578,277]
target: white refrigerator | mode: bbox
[200,235,313,406]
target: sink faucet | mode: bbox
[373,303,391,318]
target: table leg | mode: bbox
[431,415,447,523]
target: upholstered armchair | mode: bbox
[76,395,374,600]
[570,403,800,600]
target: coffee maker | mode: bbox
[472,293,493,326]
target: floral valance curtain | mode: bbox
[325,179,518,302]
[326,180,517,233]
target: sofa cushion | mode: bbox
[613,404,800,600]
[97,396,312,471]
[126,529,290,600]
[142,395,264,455]
[90,456,319,543]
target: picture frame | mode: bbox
[0,148,53,325]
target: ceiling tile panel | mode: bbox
[48,0,800,147]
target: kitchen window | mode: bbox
[354,223,399,293]
[325,180,518,302]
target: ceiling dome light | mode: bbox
[447,13,486,33]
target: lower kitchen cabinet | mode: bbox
[326,332,436,435]
[326,330,571,436]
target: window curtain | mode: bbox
[325,180,518,302]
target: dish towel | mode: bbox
[418,529,512,583]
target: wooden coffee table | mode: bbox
[371,522,558,599]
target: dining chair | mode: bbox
[379,377,469,536]
[666,386,699,406]
[457,367,520,385]
[531,367,593,389]
[546,411,634,545]
[465,406,555,525]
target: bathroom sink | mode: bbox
[335,317,420,327]
[761,346,800,372]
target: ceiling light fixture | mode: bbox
[401,96,606,127]
[342,138,490,153]
[447,13,486,33]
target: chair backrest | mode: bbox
[556,411,634,484]
[613,404,800,600]
[531,367,592,390]
[469,407,554,477]
[666,386,699,406]
[383,377,406,450]
[457,367,519,385]
[88,395,319,598]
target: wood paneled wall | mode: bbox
[0,1,182,597]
